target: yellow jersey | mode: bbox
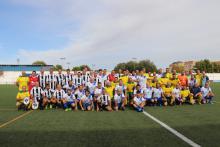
[16,91,30,102]
[170,79,180,87]
[163,87,173,95]
[126,82,135,92]
[105,86,114,99]
[195,74,202,86]
[181,90,190,98]
[159,78,170,87]
[165,73,172,79]
[120,76,128,85]
[16,76,29,91]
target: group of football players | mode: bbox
[16,67,214,112]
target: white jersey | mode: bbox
[134,97,145,105]
[94,88,103,96]
[81,95,93,104]
[153,88,163,98]
[137,76,147,89]
[47,74,57,90]
[74,90,85,100]
[86,82,97,94]
[115,84,127,94]
[98,94,111,105]
[65,94,76,102]
[133,89,144,95]
[201,87,212,97]
[38,74,47,89]
[114,93,125,103]
[44,89,54,99]
[143,87,153,99]
[172,88,181,98]
[53,89,66,100]
[30,87,44,101]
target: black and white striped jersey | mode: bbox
[65,74,74,85]
[53,89,66,100]
[38,74,47,89]
[82,74,90,84]
[30,87,44,101]
[44,89,54,99]
[99,94,110,105]
[47,74,57,90]
[56,74,66,87]
[74,76,83,86]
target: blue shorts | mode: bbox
[155,97,162,101]
[145,98,152,101]
[83,103,91,109]
[117,102,122,108]
[67,101,74,106]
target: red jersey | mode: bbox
[29,75,39,92]
[178,75,188,86]
[108,74,116,82]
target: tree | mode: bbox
[32,61,47,65]
[72,65,91,71]
[194,59,220,73]
[114,59,157,72]
[52,64,63,71]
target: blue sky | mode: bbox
[0,0,220,69]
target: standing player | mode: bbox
[29,71,39,92]
[47,69,57,90]
[38,69,47,90]
[16,71,29,92]
[65,69,74,86]
[56,69,66,87]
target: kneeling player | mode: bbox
[97,89,112,111]
[180,86,194,104]
[114,90,126,111]
[143,83,153,106]
[133,92,145,112]
[53,84,66,108]
[16,86,31,110]
[80,90,93,111]
[201,82,214,104]
[43,84,54,109]
[30,82,45,110]
[153,83,166,106]
[163,83,175,105]
[63,89,77,111]
[172,84,182,105]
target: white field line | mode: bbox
[143,111,201,147]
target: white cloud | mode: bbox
[11,0,220,69]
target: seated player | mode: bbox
[43,84,55,109]
[80,90,93,111]
[133,92,146,112]
[63,81,76,93]
[114,90,126,111]
[143,83,154,106]
[172,84,182,105]
[201,82,214,104]
[180,86,194,105]
[153,83,166,106]
[30,82,45,110]
[53,84,67,108]
[190,83,203,104]
[115,79,127,104]
[86,78,97,97]
[133,84,144,98]
[163,83,174,105]
[63,89,77,111]
[16,86,31,110]
[97,89,112,111]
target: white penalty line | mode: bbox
[143,111,201,147]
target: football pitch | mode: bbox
[0,84,220,147]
